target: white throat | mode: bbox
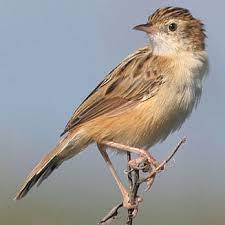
[150,33,183,56]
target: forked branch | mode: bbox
[99,138,186,225]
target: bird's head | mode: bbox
[134,7,206,55]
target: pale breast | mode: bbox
[84,51,208,150]
[140,51,208,148]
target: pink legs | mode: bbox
[101,141,159,167]
[97,144,138,209]
[97,141,159,209]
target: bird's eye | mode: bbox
[168,23,177,32]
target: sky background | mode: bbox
[0,0,225,225]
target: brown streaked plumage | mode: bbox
[150,7,206,51]
[15,7,208,208]
[61,47,166,136]
[150,7,195,22]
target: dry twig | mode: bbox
[126,152,140,225]
[99,138,186,225]
[99,203,123,225]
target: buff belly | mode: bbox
[83,83,199,151]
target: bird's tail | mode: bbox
[14,129,91,200]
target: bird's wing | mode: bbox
[61,46,165,136]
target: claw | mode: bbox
[123,196,143,210]
[123,201,137,209]
[145,176,155,191]
[141,162,152,173]
[128,157,147,170]
[123,168,134,174]
[132,208,138,218]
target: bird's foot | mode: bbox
[128,155,165,192]
[128,156,147,170]
[123,195,143,210]
[128,155,164,173]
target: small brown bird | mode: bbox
[15,7,208,208]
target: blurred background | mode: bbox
[0,0,224,224]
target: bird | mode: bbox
[15,7,208,209]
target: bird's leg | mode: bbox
[101,141,160,169]
[97,144,141,209]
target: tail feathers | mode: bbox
[36,156,62,187]
[14,155,62,200]
[15,130,91,200]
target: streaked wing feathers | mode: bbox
[61,46,164,136]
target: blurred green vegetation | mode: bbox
[1,151,224,225]
[1,0,225,224]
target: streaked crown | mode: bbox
[134,7,206,53]
[149,7,195,24]
[148,7,206,51]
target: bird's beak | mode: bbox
[133,23,156,34]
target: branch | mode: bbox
[99,203,123,225]
[139,138,186,184]
[126,152,140,225]
[98,138,186,225]
[126,137,186,224]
